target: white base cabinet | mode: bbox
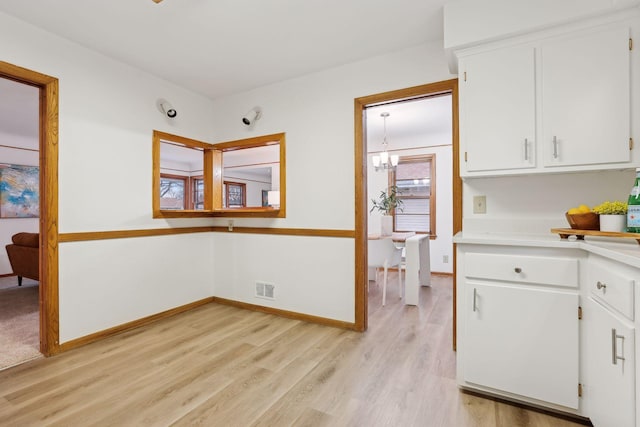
[457,246,582,410]
[583,297,636,427]
[582,254,637,427]
[456,243,639,426]
[464,283,579,408]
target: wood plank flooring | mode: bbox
[0,275,586,426]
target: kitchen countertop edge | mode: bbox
[454,231,640,268]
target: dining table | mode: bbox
[367,232,430,306]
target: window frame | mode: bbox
[191,175,204,210]
[159,173,189,210]
[152,130,286,218]
[391,154,436,238]
[223,181,247,208]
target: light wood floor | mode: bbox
[0,274,586,426]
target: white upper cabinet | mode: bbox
[541,26,631,168]
[459,23,633,178]
[460,45,536,173]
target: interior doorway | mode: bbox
[353,79,461,345]
[0,61,60,357]
[0,77,41,368]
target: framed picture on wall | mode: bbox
[0,164,39,218]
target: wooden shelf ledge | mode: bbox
[550,228,640,245]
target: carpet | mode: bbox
[0,275,37,291]
[0,280,42,370]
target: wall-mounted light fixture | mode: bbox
[157,98,177,119]
[242,107,262,127]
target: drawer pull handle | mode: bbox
[473,288,477,312]
[552,136,559,159]
[597,281,607,291]
[523,138,529,161]
[612,328,626,365]
[514,267,522,273]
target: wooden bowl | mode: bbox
[565,212,599,230]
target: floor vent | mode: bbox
[256,282,275,300]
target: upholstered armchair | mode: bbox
[5,232,39,286]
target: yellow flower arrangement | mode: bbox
[592,200,628,215]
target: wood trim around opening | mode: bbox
[354,79,461,335]
[0,61,60,356]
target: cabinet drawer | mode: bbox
[465,253,578,287]
[588,259,635,320]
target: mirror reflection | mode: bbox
[159,142,205,210]
[222,144,280,208]
[153,130,285,218]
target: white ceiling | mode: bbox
[0,0,449,144]
[366,94,452,151]
[0,0,447,100]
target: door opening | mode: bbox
[0,61,60,356]
[353,79,461,348]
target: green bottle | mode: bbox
[627,168,640,233]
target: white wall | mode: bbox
[59,234,213,342]
[0,131,39,275]
[443,0,640,71]
[463,170,636,233]
[213,234,354,322]
[207,42,455,321]
[445,0,640,50]
[0,12,456,336]
[0,11,217,342]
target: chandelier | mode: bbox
[372,112,398,172]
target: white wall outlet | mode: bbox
[443,255,449,263]
[473,195,487,214]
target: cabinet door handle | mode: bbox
[552,136,559,159]
[612,328,626,365]
[514,267,522,273]
[524,138,529,161]
[473,288,477,312]
[597,281,607,291]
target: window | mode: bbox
[160,173,205,210]
[159,174,187,210]
[392,154,435,235]
[153,130,286,218]
[192,176,204,210]
[224,181,246,208]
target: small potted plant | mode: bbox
[370,186,403,236]
[592,200,627,232]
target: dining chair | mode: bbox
[368,237,403,306]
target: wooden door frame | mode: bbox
[0,61,59,356]
[354,79,461,345]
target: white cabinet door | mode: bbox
[464,283,579,408]
[541,26,630,168]
[460,45,536,173]
[583,297,635,427]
